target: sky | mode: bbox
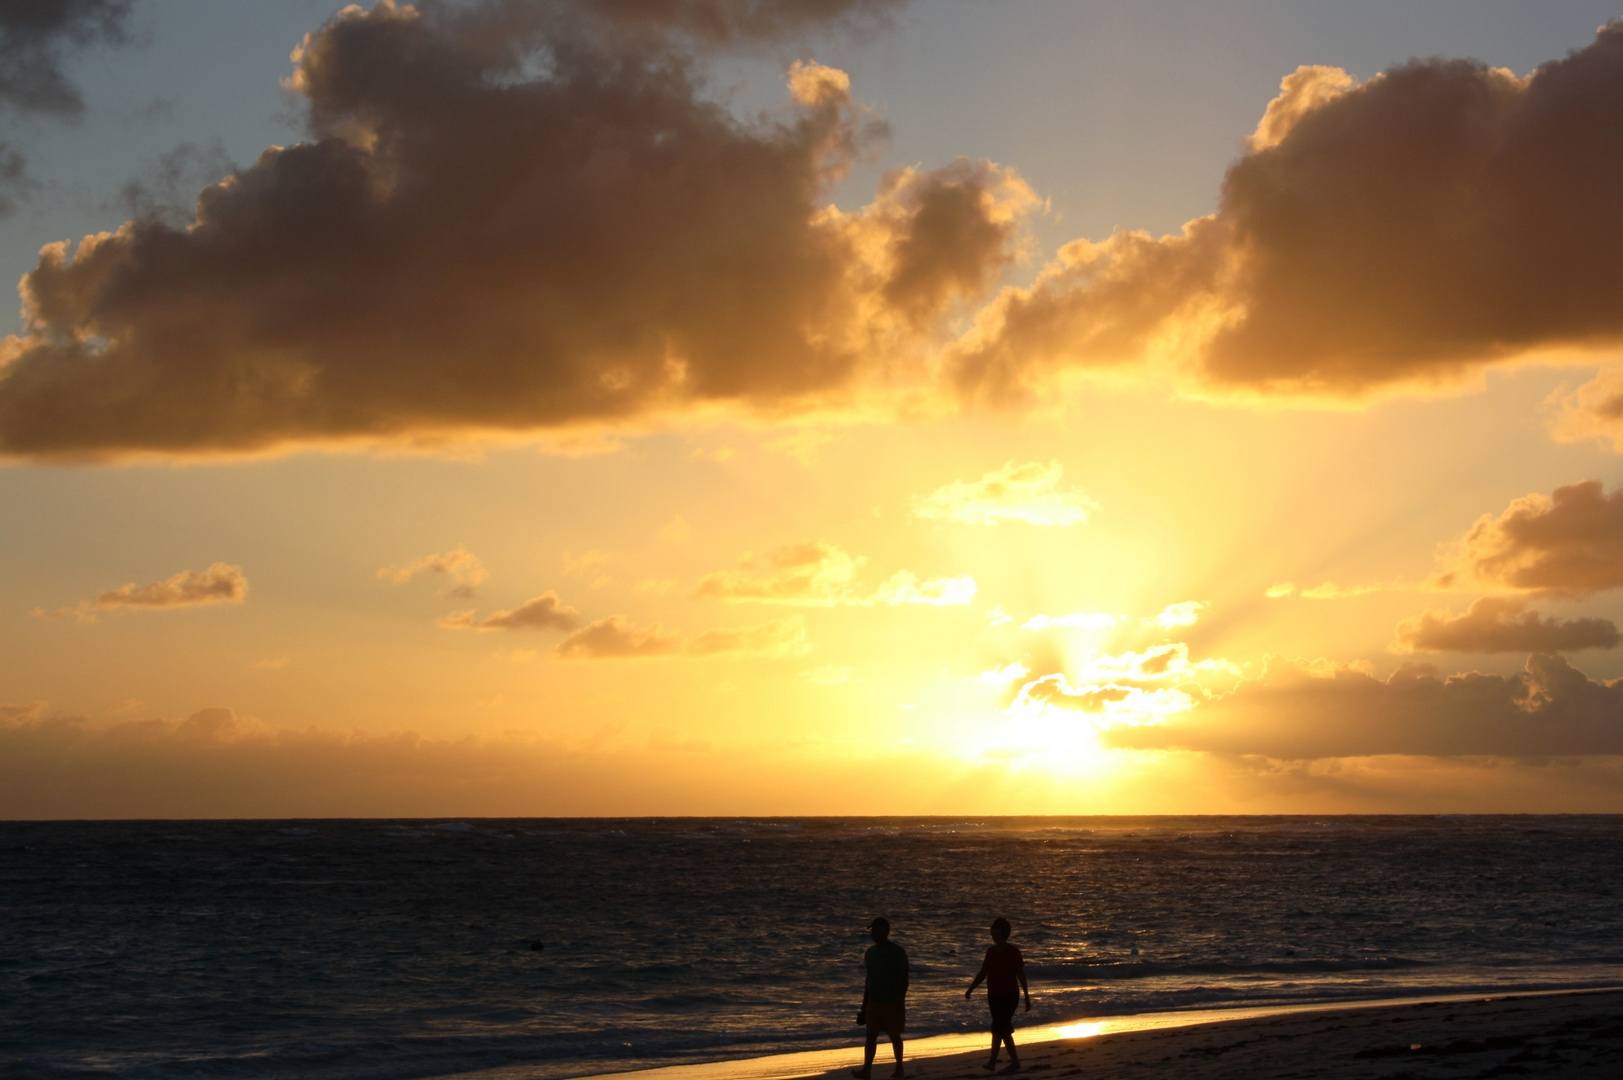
[6,0,1623,817]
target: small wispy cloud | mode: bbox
[692,541,975,607]
[439,591,582,632]
[35,563,248,623]
[911,460,1098,527]
[378,545,487,597]
[556,615,809,660]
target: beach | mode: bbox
[802,990,1623,1080]
[571,990,1623,1080]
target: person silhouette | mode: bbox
[965,917,1030,1073]
[853,917,908,1078]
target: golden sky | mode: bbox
[6,0,1623,816]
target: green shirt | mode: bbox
[864,941,909,1004]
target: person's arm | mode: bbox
[901,954,910,999]
[965,959,987,998]
[1018,955,1030,1011]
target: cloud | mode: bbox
[1550,366,1623,451]
[378,544,488,596]
[910,460,1096,526]
[0,1,132,215]
[1146,600,1206,630]
[555,613,807,659]
[690,540,974,606]
[1436,481,1623,596]
[0,0,1038,460]
[948,26,1623,401]
[869,569,977,606]
[1021,611,1121,631]
[1392,596,1620,654]
[438,591,582,632]
[1268,581,1402,600]
[35,563,248,622]
[1105,653,1623,758]
[1009,672,1193,723]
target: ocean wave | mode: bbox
[1027,956,1430,980]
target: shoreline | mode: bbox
[440,986,1623,1080]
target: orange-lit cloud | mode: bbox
[378,544,487,597]
[555,614,807,659]
[34,562,248,622]
[0,0,1034,460]
[438,591,582,632]
[691,540,975,605]
[1392,596,1620,654]
[1436,481,1623,596]
[949,25,1623,401]
[1107,653,1623,758]
[910,459,1096,526]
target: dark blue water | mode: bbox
[3,817,1621,1080]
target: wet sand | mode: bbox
[801,989,1623,1080]
[563,989,1623,1080]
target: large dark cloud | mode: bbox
[1106,653,1623,759]
[1392,596,1620,654]
[0,0,1042,460]
[0,0,131,214]
[1436,481,1623,596]
[951,24,1623,401]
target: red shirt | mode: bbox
[983,942,1023,994]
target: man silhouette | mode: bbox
[854,917,908,1078]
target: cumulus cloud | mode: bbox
[35,563,248,622]
[1392,596,1620,654]
[378,544,487,596]
[0,1,132,215]
[1105,653,1623,759]
[691,540,974,606]
[0,0,1040,460]
[948,25,1623,402]
[1436,481,1623,596]
[555,613,807,659]
[438,591,582,632]
[910,460,1096,526]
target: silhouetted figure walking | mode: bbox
[965,917,1030,1073]
[854,917,908,1078]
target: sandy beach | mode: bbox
[802,990,1623,1080]
[567,989,1623,1080]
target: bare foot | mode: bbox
[851,1071,870,1079]
[998,1064,1021,1075]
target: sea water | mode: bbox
[3,816,1621,1079]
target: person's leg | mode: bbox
[852,1031,877,1077]
[889,1033,905,1077]
[984,1031,999,1070]
[997,1033,1020,1072]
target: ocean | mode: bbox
[3,816,1621,1080]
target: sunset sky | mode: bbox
[7,0,1623,816]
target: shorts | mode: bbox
[865,1001,906,1037]
[988,991,1020,1036]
